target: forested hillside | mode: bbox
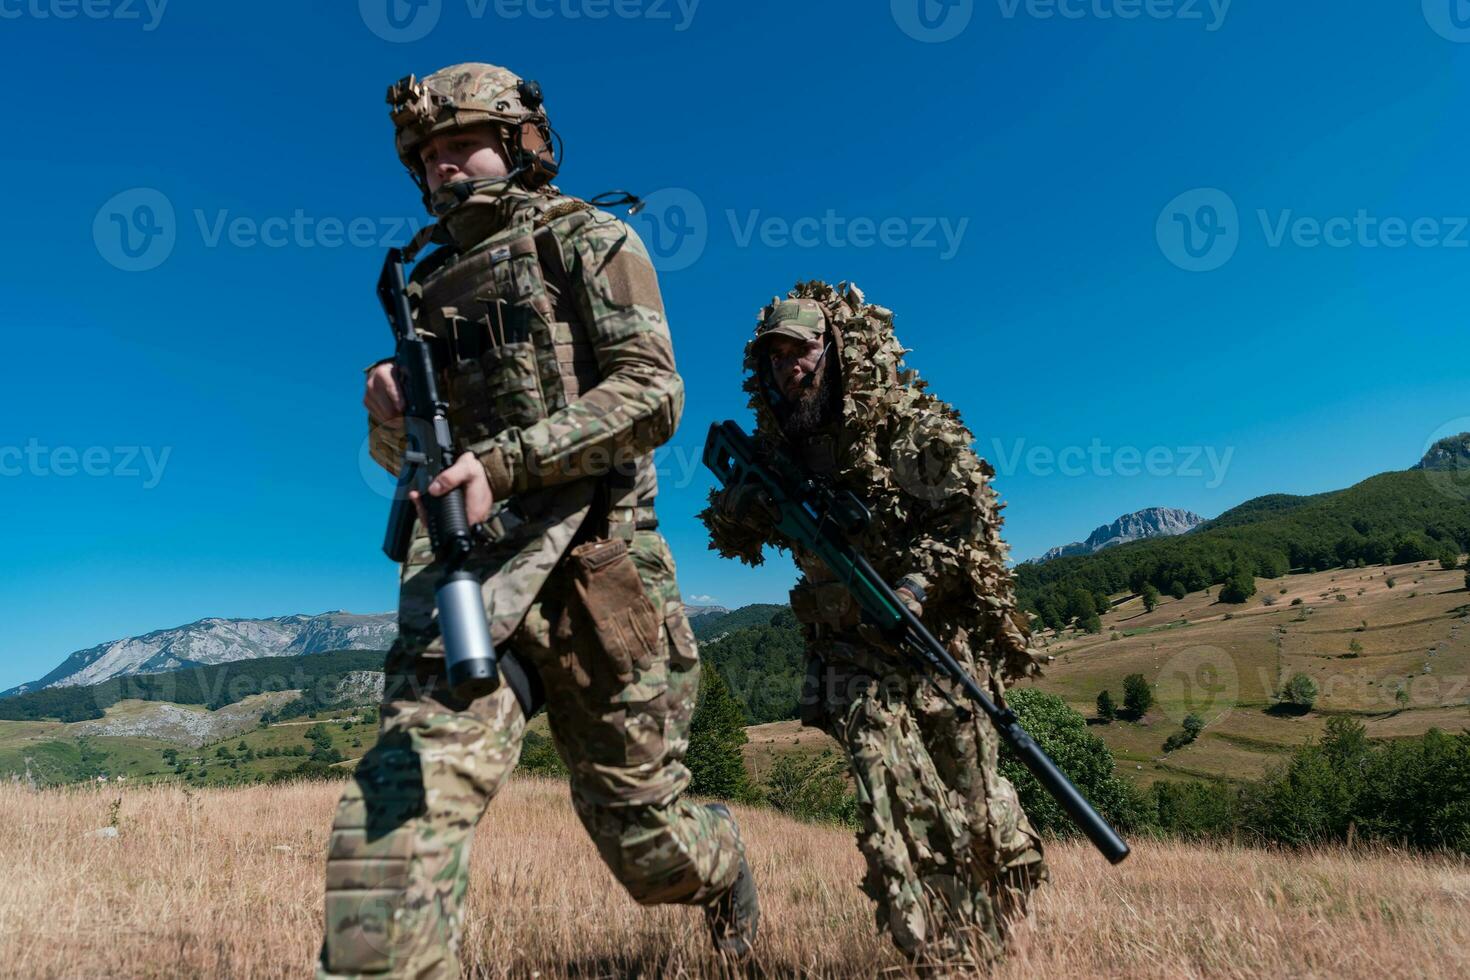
[0,651,385,723]
[1015,468,1470,629]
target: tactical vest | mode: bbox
[406,199,658,535]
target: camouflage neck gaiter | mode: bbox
[433,179,539,248]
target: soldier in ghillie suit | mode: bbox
[320,63,758,978]
[701,281,1047,967]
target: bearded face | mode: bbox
[771,340,842,441]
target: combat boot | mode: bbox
[704,803,760,957]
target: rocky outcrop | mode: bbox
[68,691,302,747]
[6,612,397,696]
[1032,507,1205,563]
[1414,433,1470,471]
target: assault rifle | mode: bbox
[379,247,500,700]
[703,420,1130,864]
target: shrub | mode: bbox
[517,730,567,777]
[1168,581,1187,600]
[1152,781,1237,840]
[1290,597,1303,606]
[762,751,856,826]
[1279,673,1318,711]
[999,690,1150,835]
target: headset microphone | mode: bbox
[800,340,834,390]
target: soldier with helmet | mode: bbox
[319,62,759,977]
[701,281,1047,968]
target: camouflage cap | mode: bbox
[754,298,827,345]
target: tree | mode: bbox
[1096,690,1117,723]
[1183,713,1205,739]
[685,664,751,800]
[1280,673,1318,711]
[1081,612,1103,634]
[1141,584,1159,613]
[1219,565,1256,604]
[998,690,1150,835]
[1122,673,1154,720]
[1168,580,1187,600]
[1439,548,1461,570]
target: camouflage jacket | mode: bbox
[699,281,1040,683]
[368,186,682,643]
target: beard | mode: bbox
[776,350,842,442]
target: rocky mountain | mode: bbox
[1414,432,1470,471]
[1031,507,1205,563]
[5,612,397,697]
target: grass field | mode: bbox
[3,558,1464,795]
[746,559,1470,789]
[1029,558,1470,786]
[2,777,1467,978]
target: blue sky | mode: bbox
[2,0,1468,689]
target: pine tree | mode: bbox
[1096,690,1117,722]
[686,664,751,800]
[1122,673,1155,720]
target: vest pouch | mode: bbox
[568,538,661,685]
[480,341,547,433]
[790,582,861,630]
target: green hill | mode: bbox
[691,604,790,642]
[698,607,805,724]
[1016,468,1470,629]
[0,650,385,723]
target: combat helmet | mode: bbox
[387,62,560,213]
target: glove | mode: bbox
[716,484,779,533]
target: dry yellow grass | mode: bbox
[3,778,1468,979]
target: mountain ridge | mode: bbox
[4,612,397,698]
[1031,506,1205,563]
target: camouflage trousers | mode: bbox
[318,529,744,978]
[803,627,1047,967]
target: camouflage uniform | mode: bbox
[701,282,1047,966]
[320,64,743,978]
